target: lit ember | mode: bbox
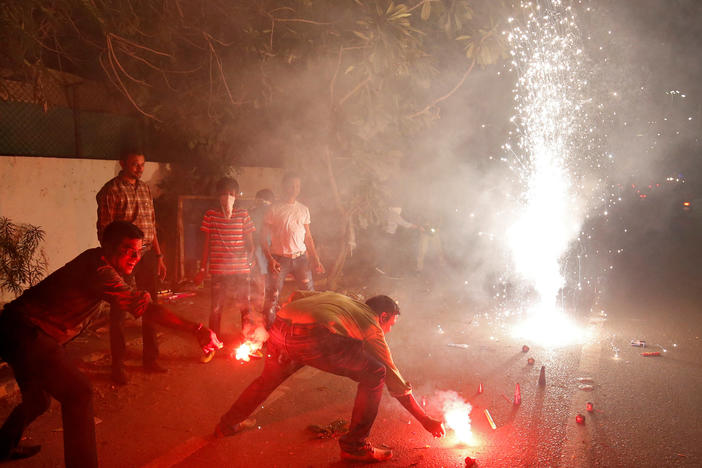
[437,391,474,445]
[232,341,261,362]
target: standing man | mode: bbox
[194,177,256,362]
[96,149,167,384]
[215,291,444,462]
[0,221,221,467]
[262,172,324,326]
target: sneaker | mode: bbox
[340,444,393,462]
[111,367,128,385]
[144,361,168,373]
[200,350,216,364]
[0,444,41,461]
[213,418,256,438]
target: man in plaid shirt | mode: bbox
[96,149,168,384]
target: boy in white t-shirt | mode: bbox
[262,173,324,326]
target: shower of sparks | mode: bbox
[437,391,474,445]
[503,0,600,346]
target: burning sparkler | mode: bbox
[232,324,269,362]
[436,391,474,445]
[503,0,601,346]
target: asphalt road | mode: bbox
[1,252,701,467]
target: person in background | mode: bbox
[214,290,444,462]
[195,177,256,362]
[0,221,221,467]
[375,205,422,277]
[248,189,274,317]
[262,172,324,327]
[96,149,168,384]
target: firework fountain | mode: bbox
[503,0,601,346]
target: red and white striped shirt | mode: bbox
[200,209,255,275]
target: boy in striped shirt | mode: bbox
[195,177,255,361]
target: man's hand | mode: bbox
[312,257,325,275]
[195,324,224,354]
[157,257,167,280]
[422,417,445,438]
[269,257,281,274]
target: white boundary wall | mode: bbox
[0,156,281,302]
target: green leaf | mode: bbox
[420,0,431,21]
[353,30,369,41]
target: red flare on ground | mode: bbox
[478,383,484,394]
[513,383,521,405]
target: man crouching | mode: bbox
[215,290,444,462]
[0,221,221,466]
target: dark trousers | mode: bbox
[0,312,98,467]
[219,319,386,451]
[263,254,314,327]
[210,274,250,337]
[110,248,159,368]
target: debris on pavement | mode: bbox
[513,383,521,405]
[527,357,535,365]
[641,351,661,357]
[630,340,646,348]
[484,409,497,430]
[586,402,594,412]
[538,366,546,386]
[578,384,594,391]
[465,455,477,467]
[575,413,585,424]
[447,343,470,349]
[522,345,530,353]
[305,419,349,439]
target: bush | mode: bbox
[0,217,48,297]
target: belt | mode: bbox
[274,251,306,259]
[274,318,320,336]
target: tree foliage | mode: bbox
[1,0,511,285]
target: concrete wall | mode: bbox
[0,156,281,302]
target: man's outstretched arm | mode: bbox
[396,393,445,438]
[144,303,223,353]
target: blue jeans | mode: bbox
[219,318,386,451]
[264,254,313,326]
[210,274,250,337]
